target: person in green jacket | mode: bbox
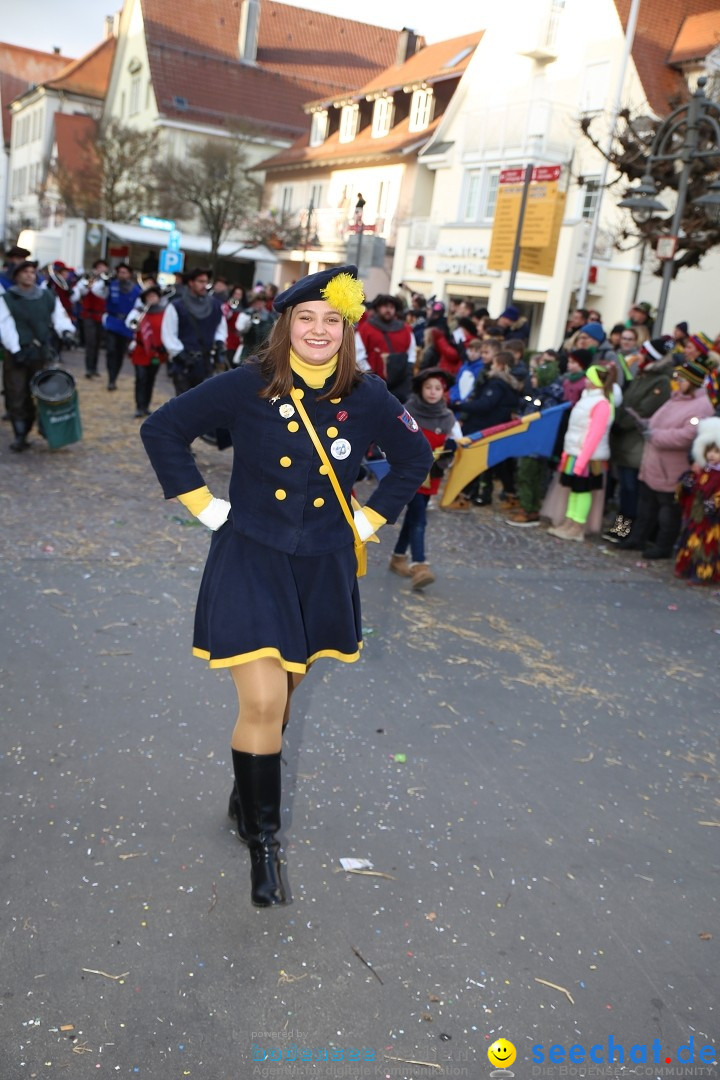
[603,337,673,542]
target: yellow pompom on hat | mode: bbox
[273,264,365,324]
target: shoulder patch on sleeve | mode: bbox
[398,408,419,432]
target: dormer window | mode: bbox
[371,96,394,138]
[409,87,434,132]
[339,103,360,143]
[310,110,329,147]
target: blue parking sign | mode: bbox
[159,249,185,274]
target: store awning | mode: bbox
[91,220,277,263]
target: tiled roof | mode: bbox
[46,37,115,99]
[54,113,97,173]
[263,113,441,172]
[669,9,720,64]
[0,41,73,145]
[262,30,480,173]
[349,31,482,100]
[140,0,406,135]
[613,0,719,113]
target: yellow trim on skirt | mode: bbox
[192,643,362,672]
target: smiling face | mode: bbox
[290,300,344,365]
[488,1039,516,1068]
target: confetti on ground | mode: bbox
[534,976,576,1005]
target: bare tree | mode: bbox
[95,119,160,222]
[580,104,720,279]
[155,136,261,268]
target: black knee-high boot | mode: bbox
[230,749,286,907]
[228,721,288,841]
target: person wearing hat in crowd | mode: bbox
[495,305,529,342]
[547,363,618,542]
[604,336,674,542]
[47,261,75,322]
[357,293,415,401]
[130,285,167,418]
[674,416,720,583]
[574,320,622,384]
[562,347,594,407]
[140,265,432,908]
[235,287,276,364]
[97,263,143,390]
[617,352,714,558]
[71,259,109,379]
[389,366,463,588]
[683,330,713,365]
[0,245,34,292]
[672,321,689,358]
[0,261,76,451]
[161,267,227,396]
[627,302,653,344]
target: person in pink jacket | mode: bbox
[617,355,714,558]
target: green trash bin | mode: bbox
[30,368,83,449]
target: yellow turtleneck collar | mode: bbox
[290,348,337,389]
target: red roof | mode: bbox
[46,37,115,99]
[262,31,480,173]
[140,0,407,136]
[613,0,720,113]
[0,41,73,145]
[669,9,720,64]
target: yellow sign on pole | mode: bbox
[487,166,565,275]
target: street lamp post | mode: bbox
[619,76,720,335]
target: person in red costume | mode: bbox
[357,294,415,400]
[130,285,166,417]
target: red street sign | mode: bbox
[348,224,376,233]
[499,165,562,184]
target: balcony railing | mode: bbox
[462,98,575,161]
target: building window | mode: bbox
[545,0,565,49]
[339,104,359,143]
[482,169,500,220]
[145,80,152,110]
[120,91,126,118]
[371,97,394,138]
[129,76,141,116]
[281,186,294,214]
[309,183,323,209]
[580,61,610,114]
[581,176,601,220]
[309,111,328,147]
[409,88,434,132]
[463,173,481,221]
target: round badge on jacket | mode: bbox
[330,438,351,459]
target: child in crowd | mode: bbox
[562,347,593,406]
[130,285,166,418]
[390,368,463,589]
[450,350,522,507]
[547,364,618,541]
[504,337,530,393]
[449,337,489,406]
[674,416,720,583]
[505,357,564,526]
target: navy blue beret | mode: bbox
[273,265,359,314]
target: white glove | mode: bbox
[353,508,375,541]
[197,498,231,531]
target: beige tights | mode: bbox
[230,658,304,755]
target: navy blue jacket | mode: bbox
[141,362,433,556]
[455,375,520,434]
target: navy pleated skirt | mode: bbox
[192,525,362,672]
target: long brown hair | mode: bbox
[257,310,362,401]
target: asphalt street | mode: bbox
[1,350,718,1080]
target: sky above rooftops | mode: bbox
[1,0,489,56]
